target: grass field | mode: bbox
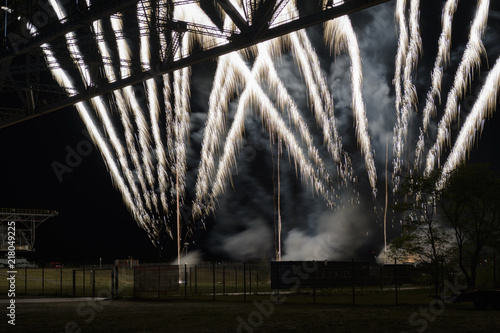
[2,266,500,332]
[3,290,500,333]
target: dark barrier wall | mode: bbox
[271,261,370,289]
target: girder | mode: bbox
[0,208,58,252]
[0,0,391,128]
[215,0,249,33]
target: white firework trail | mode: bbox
[403,0,422,111]
[172,66,191,205]
[437,55,500,188]
[391,0,408,191]
[20,8,154,238]
[392,0,421,189]
[139,0,168,216]
[194,0,355,217]
[324,16,377,196]
[173,3,234,216]
[193,56,237,218]
[256,41,331,183]
[424,0,490,176]
[208,52,335,211]
[194,34,346,217]
[111,14,155,213]
[422,0,459,130]
[93,17,152,230]
[414,0,459,169]
[47,0,154,228]
[393,0,409,115]
[290,28,354,188]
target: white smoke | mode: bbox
[171,249,203,265]
[282,207,372,260]
[220,218,273,261]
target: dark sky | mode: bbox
[1,1,500,265]
[0,109,160,265]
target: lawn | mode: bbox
[4,292,500,333]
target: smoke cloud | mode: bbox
[282,206,373,261]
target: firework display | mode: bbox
[2,0,498,258]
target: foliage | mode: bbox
[390,164,500,290]
[390,171,450,293]
[439,163,500,288]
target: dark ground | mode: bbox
[3,295,500,333]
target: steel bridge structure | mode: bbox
[0,208,58,252]
[0,0,390,128]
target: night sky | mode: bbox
[0,108,160,265]
[1,1,500,266]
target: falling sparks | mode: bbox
[392,0,422,190]
[324,15,377,196]
[437,55,500,188]
[424,0,490,176]
[9,0,500,252]
[414,0,459,170]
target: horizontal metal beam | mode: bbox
[0,0,391,129]
[0,0,140,63]
[0,208,59,218]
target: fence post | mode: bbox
[243,263,246,302]
[223,265,225,295]
[25,267,27,294]
[277,262,280,303]
[352,259,355,305]
[213,262,216,301]
[256,267,259,293]
[157,266,160,300]
[235,267,238,292]
[42,267,44,295]
[83,266,85,296]
[92,270,96,299]
[114,266,119,298]
[195,265,197,295]
[184,264,187,300]
[73,270,76,297]
[189,266,192,293]
[111,268,115,300]
[60,268,63,296]
[249,265,252,295]
[313,261,316,304]
[380,265,383,290]
[394,258,398,305]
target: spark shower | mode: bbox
[5,0,500,261]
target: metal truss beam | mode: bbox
[0,0,139,63]
[0,0,391,128]
[32,0,391,117]
[0,208,58,252]
[216,0,249,33]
